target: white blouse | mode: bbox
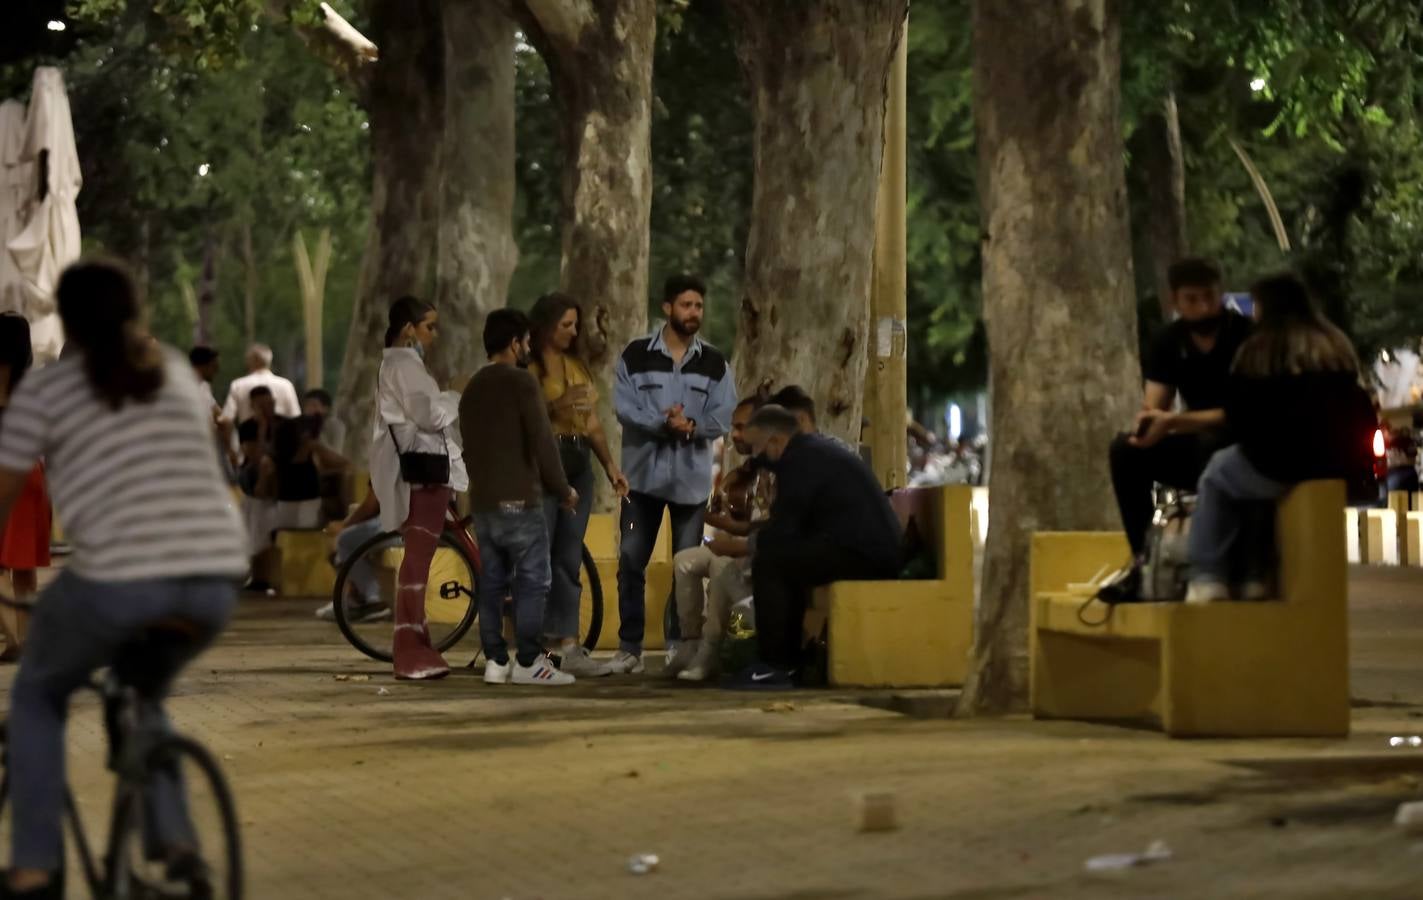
[370,347,468,532]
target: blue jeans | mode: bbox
[10,571,236,870]
[541,464,594,640]
[1188,445,1287,583]
[473,507,552,667]
[617,490,706,654]
[337,518,386,605]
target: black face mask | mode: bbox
[1185,313,1226,336]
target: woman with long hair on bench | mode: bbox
[1186,272,1375,603]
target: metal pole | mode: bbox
[865,15,908,490]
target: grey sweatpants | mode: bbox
[9,570,236,870]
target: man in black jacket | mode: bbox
[731,405,901,689]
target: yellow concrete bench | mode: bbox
[581,509,674,651]
[810,484,976,688]
[275,529,336,598]
[1030,480,1349,737]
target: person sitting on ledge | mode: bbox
[728,404,901,690]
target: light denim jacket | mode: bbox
[614,327,737,505]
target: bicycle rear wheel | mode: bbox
[332,530,478,663]
[108,735,242,899]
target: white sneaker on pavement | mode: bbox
[557,645,611,678]
[1185,580,1230,605]
[484,658,512,685]
[513,654,576,686]
[677,640,719,682]
[606,650,644,675]
[315,601,336,622]
[664,639,699,679]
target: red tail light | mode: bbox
[1374,428,1387,458]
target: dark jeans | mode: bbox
[541,465,595,640]
[752,537,895,670]
[473,507,551,667]
[1109,431,1229,557]
[617,490,706,654]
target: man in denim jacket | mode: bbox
[607,274,738,674]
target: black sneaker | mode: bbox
[1095,564,1143,605]
[725,662,797,691]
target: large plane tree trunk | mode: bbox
[332,0,444,459]
[960,0,1141,714]
[518,0,657,504]
[725,0,909,444]
[427,0,519,389]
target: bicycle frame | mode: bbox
[444,507,483,577]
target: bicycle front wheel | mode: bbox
[108,735,243,899]
[579,543,603,651]
[332,530,479,663]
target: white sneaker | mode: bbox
[1238,581,1271,601]
[664,639,699,678]
[677,641,719,682]
[1185,580,1229,605]
[483,658,512,685]
[606,650,644,675]
[513,654,576,686]
[557,646,611,678]
[315,601,336,622]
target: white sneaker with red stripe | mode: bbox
[513,654,576,686]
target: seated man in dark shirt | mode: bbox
[731,404,902,689]
[1105,258,1252,599]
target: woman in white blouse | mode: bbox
[370,296,468,680]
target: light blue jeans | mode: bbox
[9,571,236,870]
[1188,445,1287,584]
[336,518,386,605]
[472,507,552,667]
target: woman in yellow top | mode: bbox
[528,292,630,677]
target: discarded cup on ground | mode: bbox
[627,853,660,875]
[1084,840,1172,873]
[1389,735,1423,748]
[852,790,898,832]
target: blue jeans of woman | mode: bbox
[9,571,236,871]
[541,464,594,640]
[1188,445,1287,584]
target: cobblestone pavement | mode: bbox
[4,567,1423,899]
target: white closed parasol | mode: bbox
[6,67,81,362]
[0,98,32,317]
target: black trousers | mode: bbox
[752,537,895,669]
[1108,431,1229,556]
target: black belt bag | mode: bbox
[389,426,450,486]
[557,434,589,481]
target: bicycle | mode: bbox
[331,504,604,663]
[0,622,242,899]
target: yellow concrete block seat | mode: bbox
[581,509,674,652]
[811,484,976,688]
[1030,480,1349,738]
[274,529,336,599]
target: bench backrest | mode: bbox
[891,485,974,599]
[1276,479,1347,619]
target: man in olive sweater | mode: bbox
[459,309,579,687]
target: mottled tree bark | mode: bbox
[332,0,444,458]
[960,0,1141,714]
[725,0,909,444]
[426,0,519,389]
[518,0,656,505]
[1139,92,1188,318]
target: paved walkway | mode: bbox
[5,568,1423,898]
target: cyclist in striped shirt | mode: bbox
[0,260,245,899]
